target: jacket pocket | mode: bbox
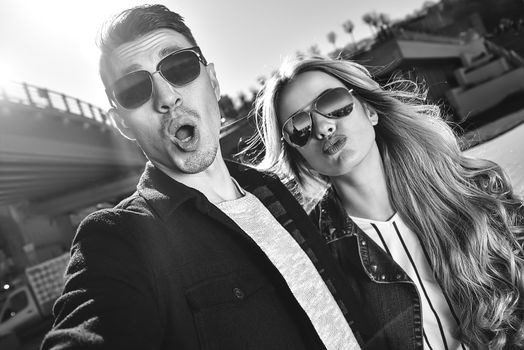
[185,271,305,350]
[185,271,267,310]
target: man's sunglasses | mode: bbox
[281,87,355,148]
[108,46,207,109]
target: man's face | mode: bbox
[108,29,222,176]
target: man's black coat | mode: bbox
[42,162,366,349]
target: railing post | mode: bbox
[76,99,84,117]
[37,88,53,109]
[99,109,109,125]
[61,94,71,113]
[22,82,35,105]
[87,104,94,120]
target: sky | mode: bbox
[0,0,429,110]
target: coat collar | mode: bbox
[135,161,278,218]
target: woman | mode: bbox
[245,54,524,349]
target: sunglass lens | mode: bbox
[285,112,312,147]
[317,87,354,118]
[161,51,200,86]
[113,71,152,109]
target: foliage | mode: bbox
[327,31,337,47]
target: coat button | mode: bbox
[380,274,386,280]
[370,264,378,272]
[396,274,402,280]
[233,287,245,300]
[361,240,367,246]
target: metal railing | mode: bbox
[0,80,252,139]
[220,115,251,138]
[0,81,111,127]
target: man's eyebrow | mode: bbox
[159,45,186,59]
[120,63,143,75]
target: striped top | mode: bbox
[350,213,466,350]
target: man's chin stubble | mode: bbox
[180,146,218,174]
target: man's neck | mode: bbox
[156,157,242,204]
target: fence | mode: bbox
[0,81,111,127]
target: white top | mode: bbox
[350,213,466,350]
[216,188,360,350]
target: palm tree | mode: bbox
[327,31,337,49]
[362,12,377,35]
[218,94,237,122]
[308,44,321,56]
[378,13,391,29]
[422,1,436,10]
[342,19,356,46]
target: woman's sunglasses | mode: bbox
[281,87,355,148]
[108,46,207,109]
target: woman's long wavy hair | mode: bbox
[244,54,524,349]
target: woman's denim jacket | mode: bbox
[310,187,424,350]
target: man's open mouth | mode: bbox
[175,125,195,142]
[167,120,199,151]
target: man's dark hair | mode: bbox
[98,4,198,91]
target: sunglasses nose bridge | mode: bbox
[151,69,162,78]
[150,71,183,111]
[151,69,169,87]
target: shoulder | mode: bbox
[72,192,169,262]
[77,193,156,235]
[67,193,174,287]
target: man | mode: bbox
[42,5,365,349]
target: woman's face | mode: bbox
[277,70,379,178]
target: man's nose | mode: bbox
[312,112,336,140]
[151,72,182,113]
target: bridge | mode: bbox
[0,81,253,216]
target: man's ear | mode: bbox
[108,108,136,140]
[205,63,221,101]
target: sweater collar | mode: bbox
[135,161,274,218]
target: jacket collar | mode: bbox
[136,162,202,216]
[317,186,360,241]
[135,161,275,218]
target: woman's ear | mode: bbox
[369,111,378,126]
[363,104,378,126]
[108,108,136,140]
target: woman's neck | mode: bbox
[331,148,394,221]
